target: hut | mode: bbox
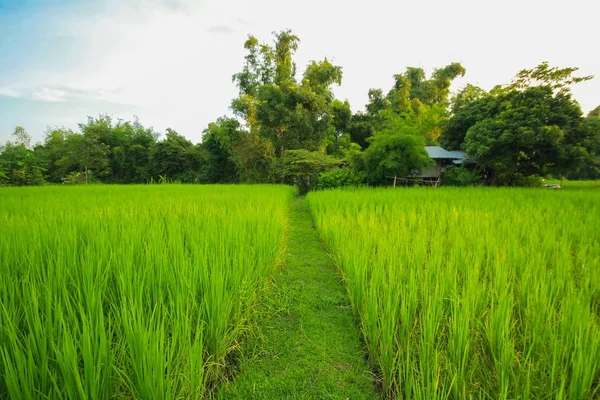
[416,146,465,180]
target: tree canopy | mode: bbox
[1,32,597,189]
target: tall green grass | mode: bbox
[308,187,600,399]
[0,184,293,399]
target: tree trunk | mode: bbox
[280,145,285,184]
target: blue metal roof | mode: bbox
[425,146,464,160]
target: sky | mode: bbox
[1,0,598,144]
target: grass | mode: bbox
[218,198,378,399]
[0,184,293,399]
[544,179,600,190]
[307,186,600,399]
[2,183,599,399]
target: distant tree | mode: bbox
[231,133,275,183]
[450,84,487,115]
[588,105,600,118]
[502,61,593,94]
[440,94,493,150]
[0,139,46,186]
[202,117,241,183]
[150,128,201,182]
[567,109,600,179]
[463,86,585,184]
[279,149,341,194]
[65,132,110,184]
[347,112,374,150]
[12,126,32,148]
[231,31,344,155]
[360,63,466,148]
[323,99,353,156]
[106,117,158,183]
[0,165,7,185]
[36,127,75,182]
[444,62,594,185]
[365,88,390,116]
[363,134,432,185]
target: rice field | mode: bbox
[308,187,600,399]
[0,185,293,399]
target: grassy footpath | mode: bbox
[218,198,377,399]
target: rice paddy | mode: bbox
[1,183,599,399]
[307,187,600,399]
[0,185,293,399]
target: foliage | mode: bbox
[354,63,466,149]
[0,165,7,185]
[279,149,341,194]
[65,128,110,184]
[567,109,600,179]
[502,61,593,94]
[441,165,481,186]
[440,91,492,150]
[231,132,275,183]
[231,31,344,155]
[11,126,32,148]
[450,83,487,115]
[308,187,600,399]
[201,118,240,183]
[363,134,432,185]
[442,62,595,185]
[316,168,366,190]
[1,48,597,188]
[61,171,95,185]
[0,142,46,186]
[463,86,584,184]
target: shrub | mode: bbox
[316,168,366,190]
[62,171,96,185]
[497,172,543,187]
[442,166,481,186]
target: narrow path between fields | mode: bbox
[218,198,377,399]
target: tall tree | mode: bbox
[36,127,74,182]
[202,117,241,183]
[65,132,110,184]
[503,61,593,94]
[12,126,32,149]
[0,141,45,186]
[231,133,275,183]
[231,30,344,156]
[0,126,45,186]
[450,62,594,185]
[150,129,199,182]
[363,134,432,185]
[361,63,466,147]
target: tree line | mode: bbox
[1,30,599,191]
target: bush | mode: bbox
[62,171,95,185]
[280,150,342,195]
[497,172,543,187]
[316,168,366,190]
[0,169,8,186]
[442,166,481,186]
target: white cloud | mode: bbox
[30,88,68,102]
[0,87,23,98]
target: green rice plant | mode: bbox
[0,184,293,399]
[308,186,600,399]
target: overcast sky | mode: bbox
[1,0,598,144]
